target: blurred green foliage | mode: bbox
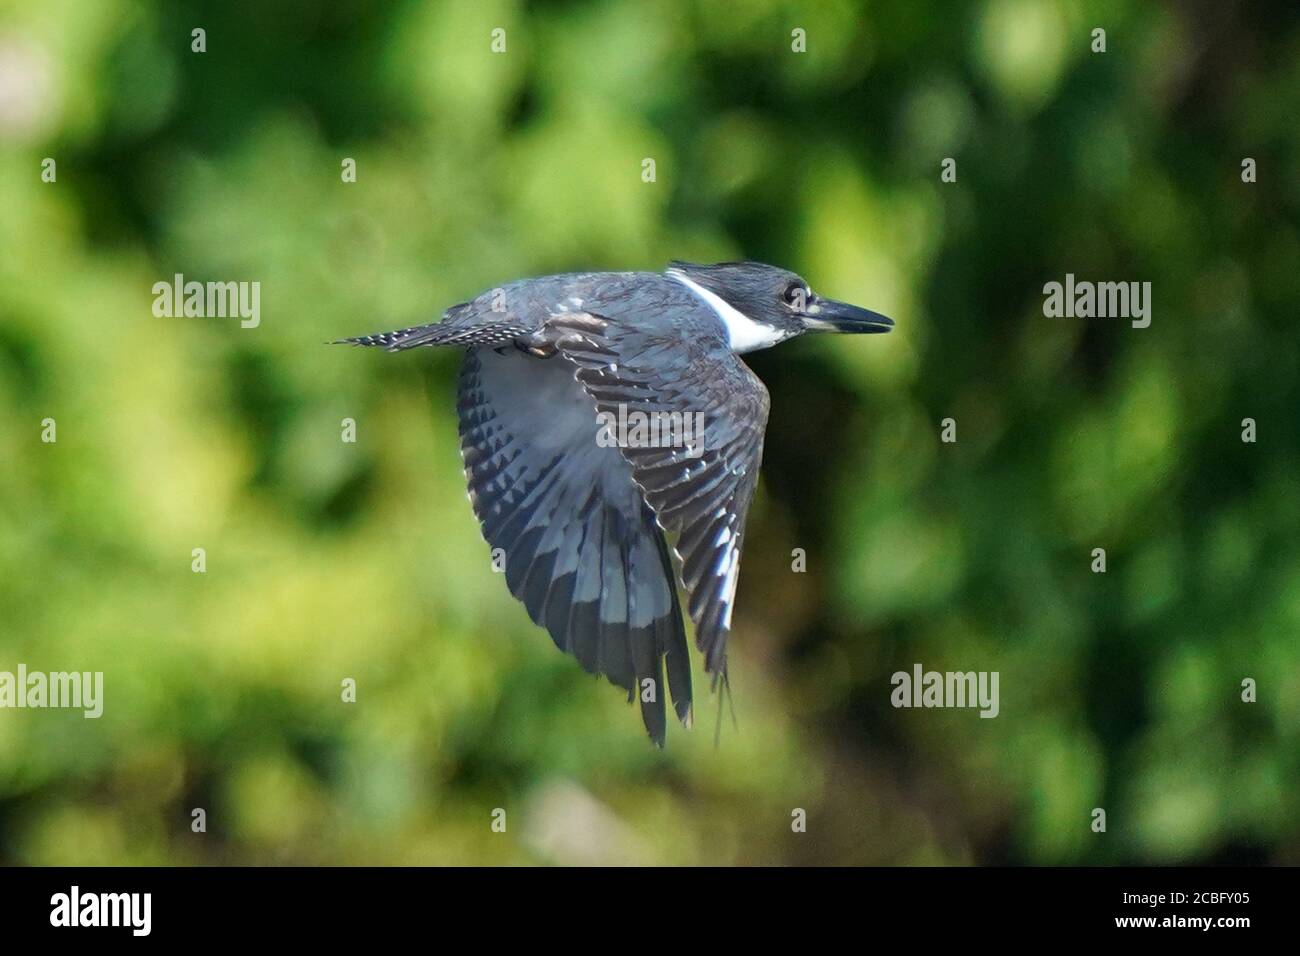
[0,0,1297,865]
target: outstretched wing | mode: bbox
[457,346,693,744]
[551,313,769,682]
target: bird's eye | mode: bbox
[783,284,806,308]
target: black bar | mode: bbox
[0,866,1288,941]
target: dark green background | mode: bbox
[0,0,1296,865]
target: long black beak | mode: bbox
[801,295,894,333]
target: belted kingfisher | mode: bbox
[340,261,892,745]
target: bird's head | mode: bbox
[667,261,894,347]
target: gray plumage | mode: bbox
[338,261,892,745]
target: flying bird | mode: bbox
[340,261,893,745]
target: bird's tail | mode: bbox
[334,309,535,351]
[333,325,438,350]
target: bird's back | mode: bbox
[449,271,727,344]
